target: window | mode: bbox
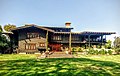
[25,43,36,50]
[72,35,79,41]
[27,33,39,38]
[53,35,61,40]
[39,43,45,47]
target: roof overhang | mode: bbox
[2,31,13,34]
[54,31,116,35]
[10,25,55,32]
[81,31,116,35]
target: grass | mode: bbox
[0,54,120,76]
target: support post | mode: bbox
[88,35,91,48]
[69,30,71,51]
[101,34,103,47]
[46,31,48,51]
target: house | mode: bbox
[10,22,116,54]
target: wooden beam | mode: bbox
[46,31,48,51]
[101,34,103,47]
[88,35,91,48]
[69,30,71,51]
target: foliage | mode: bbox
[99,49,107,55]
[0,26,11,54]
[105,40,112,49]
[77,47,83,52]
[115,48,120,54]
[4,24,16,31]
[114,37,120,54]
[72,47,83,52]
[87,48,95,55]
[0,54,120,76]
[108,50,112,55]
[0,25,2,33]
[87,48,113,55]
[72,47,76,52]
[0,35,11,53]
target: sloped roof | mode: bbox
[54,32,82,34]
[43,26,73,29]
[2,31,13,34]
[10,24,116,35]
[10,24,55,32]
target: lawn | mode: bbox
[0,54,120,76]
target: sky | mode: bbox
[0,0,120,41]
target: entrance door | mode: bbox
[49,44,62,52]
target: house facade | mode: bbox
[10,22,116,54]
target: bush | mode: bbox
[87,48,113,55]
[72,48,76,52]
[99,49,107,55]
[94,50,99,55]
[77,47,83,52]
[88,48,95,55]
[108,50,112,55]
[115,48,120,54]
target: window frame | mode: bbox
[25,43,36,50]
[27,32,39,38]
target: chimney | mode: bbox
[65,22,71,28]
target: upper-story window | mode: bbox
[27,33,39,38]
[53,35,62,40]
[72,35,79,41]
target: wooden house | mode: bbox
[10,22,116,54]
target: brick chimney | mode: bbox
[65,22,71,28]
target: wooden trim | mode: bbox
[46,31,48,51]
[69,30,71,50]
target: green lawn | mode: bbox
[0,54,120,76]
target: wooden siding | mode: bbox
[17,27,47,53]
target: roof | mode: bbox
[54,31,116,35]
[10,24,116,35]
[11,25,55,32]
[81,31,116,35]
[43,26,73,29]
[2,31,13,34]
[54,32,82,34]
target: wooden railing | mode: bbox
[50,38,106,43]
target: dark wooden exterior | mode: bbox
[10,24,116,53]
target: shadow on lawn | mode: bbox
[0,58,120,76]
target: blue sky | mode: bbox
[0,0,120,38]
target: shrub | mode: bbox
[99,49,107,55]
[88,48,95,55]
[115,48,120,54]
[108,50,112,55]
[77,47,83,52]
[72,48,76,52]
[94,50,99,55]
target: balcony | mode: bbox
[50,38,106,44]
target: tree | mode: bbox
[114,37,120,48]
[0,25,2,32]
[0,25,11,54]
[114,37,120,54]
[4,24,16,31]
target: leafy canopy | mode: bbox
[114,37,120,48]
[0,25,2,33]
[4,24,16,31]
